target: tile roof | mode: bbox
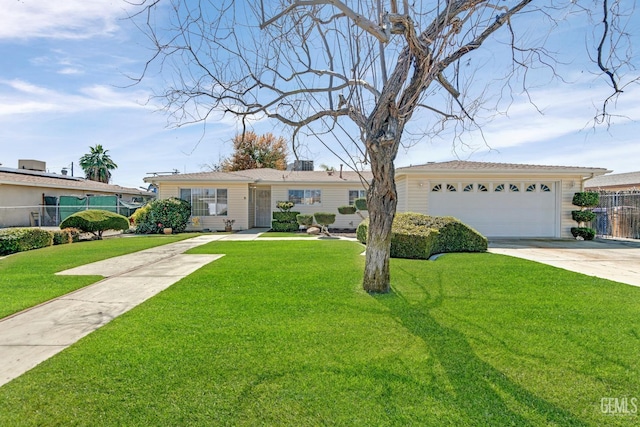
[0,168,149,195]
[396,160,609,174]
[584,171,640,188]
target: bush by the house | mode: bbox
[0,228,54,256]
[296,214,313,227]
[571,192,598,240]
[571,227,596,240]
[133,198,191,234]
[314,212,336,233]
[571,210,596,223]
[271,200,300,232]
[60,210,130,239]
[337,205,357,215]
[52,229,73,245]
[357,213,488,260]
[572,192,600,208]
[273,211,298,222]
[354,198,368,211]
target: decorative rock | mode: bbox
[307,226,321,235]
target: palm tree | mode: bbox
[79,144,118,183]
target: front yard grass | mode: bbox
[0,234,194,319]
[0,239,639,426]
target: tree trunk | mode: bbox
[362,140,398,293]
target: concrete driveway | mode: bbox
[488,238,640,287]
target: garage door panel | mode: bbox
[428,185,556,237]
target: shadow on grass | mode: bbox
[375,269,588,426]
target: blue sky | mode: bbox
[0,1,639,190]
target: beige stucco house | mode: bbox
[0,161,153,228]
[144,160,609,238]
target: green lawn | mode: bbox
[0,234,194,319]
[0,240,639,426]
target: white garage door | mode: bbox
[428,182,557,237]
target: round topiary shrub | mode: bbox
[354,198,368,211]
[572,192,599,208]
[571,210,596,223]
[571,227,596,240]
[296,214,313,227]
[60,210,129,239]
[337,205,357,215]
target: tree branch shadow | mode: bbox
[375,269,589,426]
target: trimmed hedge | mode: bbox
[314,212,336,227]
[571,227,596,240]
[0,228,53,256]
[60,210,129,239]
[571,210,596,223]
[296,214,314,227]
[337,206,357,215]
[52,229,73,245]
[271,221,300,232]
[357,213,488,259]
[572,192,599,208]
[273,212,298,222]
[354,198,368,211]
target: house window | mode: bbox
[526,184,536,192]
[540,183,552,192]
[446,184,457,192]
[509,184,520,192]
[477,184,488,192]
[180,188,228,216]
[431,184,442,192]
[463,184,474,192]
[349,189,367,205]
[495,184,505,192]
[289,189,322,205]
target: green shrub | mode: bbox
[354,198,368,211]
[60,210,130,239]
[271,221,300,232]
[0,228,53,255]
[149,198,191,233]
[314,212,336,227]
[296,214,314,227]
[357,213,488,259]
[571,210,596,223]
[273,211,299,222]
[52,229,73,245]
[134,198,191,234]
[276,201,295,212]
[571,227,596,240]
[572,192,599,208]
[337,205,357,215]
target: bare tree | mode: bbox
[131,0,638,293]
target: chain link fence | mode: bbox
[591,191,640,239]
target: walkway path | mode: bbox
[0,230,273,387]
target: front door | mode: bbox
[255,188,271,227]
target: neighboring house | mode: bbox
[584,171,640,192]
[0,160,154,228]
[145,160,609,238]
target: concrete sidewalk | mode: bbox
[0,230,270,388]
[488,238,640,287]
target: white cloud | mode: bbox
[0,79,148,116]
[0,1,135,40]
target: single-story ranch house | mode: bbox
[144,160,609,238]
